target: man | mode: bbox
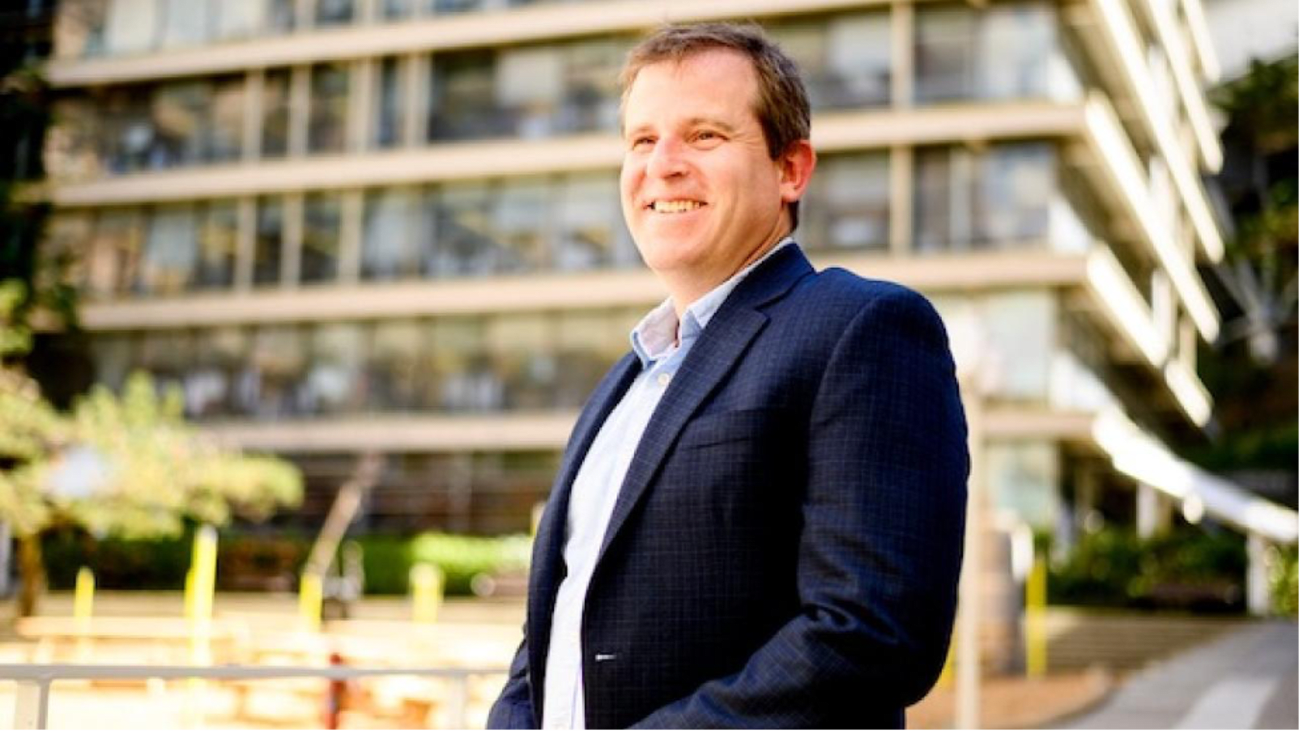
[489,22,967,729]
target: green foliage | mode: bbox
[39,530,534,597]
[356,532,531,595]
[1049,527,1247,612]
[1271,545,1298,617]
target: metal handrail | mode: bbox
[0,662,507,730]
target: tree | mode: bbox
[0,281,303,616]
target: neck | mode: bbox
[665,236,786,319]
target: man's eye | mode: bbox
[632,137,655,150]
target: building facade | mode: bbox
[39,0,1240,542]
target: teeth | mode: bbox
[652,200,703,213]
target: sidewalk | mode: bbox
[1064,620,1298,729]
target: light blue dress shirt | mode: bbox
[542,239,794,729]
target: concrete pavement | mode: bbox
[1065,620,1298,729]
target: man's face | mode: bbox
[619,50,810,289]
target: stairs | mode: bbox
[1044,608,1247,672]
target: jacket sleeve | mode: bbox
[486,631,537,729]
[633,287,969,728]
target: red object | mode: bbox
[325,651,347,729]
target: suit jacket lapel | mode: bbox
[527,351,640,703]
[595,244,815,567]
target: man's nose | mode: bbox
[645,137,688,179]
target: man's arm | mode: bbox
[487,632,536,729]
[634,286,969,728]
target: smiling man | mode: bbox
[488,23,968,729]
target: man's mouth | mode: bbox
[648,200,705,214]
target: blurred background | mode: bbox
[0,0,1294,727]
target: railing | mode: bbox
[0,663,506,730]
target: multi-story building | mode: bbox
[36,0,1295,559]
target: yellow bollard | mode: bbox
[300,573,323,632]
[73,567,95,627]
[410,564,444,624]
[1025,556,1048,678]
[937,629,957,688]
[188,527,218,663]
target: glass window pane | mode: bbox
[560,39,625,133]
[190,326,247,417]
[487,314,553,410]
[498,46,563,138]
[141,204,199,295]
[304,323,364,414]
[429,183,496,276]
[807,153,890,251]
[196,202,238,289]
[254,197,284,286]
[138,330,192,398]
[303,192,342,283]
[209,77,246,163]
[42,213,94,295]
[309,63,350,154]
[262,69,292,158]
[245,325,306,418]
[382,0,414,20]
[159,0,209,49]
[427,52,500,141]
[913,147,953,252]
[973,142,1054,245]
[427,0,482,15]
[492,178,551,274]
[88,210,143,297]
[372,57,405,149]
[362,188,417,280]
[826,14,891,107]
[979,4,1053,99]
[56,0,109,59]
[152,81,210,168]
[91,333,135,392]
[105,0,158,55]
[915,6,974,103]
[315,0,354,26]
[216,0,266,40]
[431,317,500,412]
[369,320,425,411]
[554,174,618,272]
[266,0,295,32]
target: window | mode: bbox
[492,178,551,274]
[913,146,956,252]
[302,193,343,283]
[773,13,892,110]
[972,143,1054,244]
[141,205,199,295]
[362,188,419,280]
[195,202,238,289]
[803,153,890,251]
[372,57,406,149]
[369,320,425,411]
[427,52,500,141]
[262,69,292,158]
[916,2,1059,103]
[309,63,350,154]
[554,174,621,272]
[216,0,267,41]
[915,6,975,102]
[254,197,284,286]
[160,0,209,49]
[189,327,247,417]
[428,183,496,277]
[245,326,306,417]
[315,0,354,26]
[104,0,158,55]
[304,323,365,415]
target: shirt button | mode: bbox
[657,373,672,387]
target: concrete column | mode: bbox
[289,65,311,157]
[235,196,257,291]
[282,192,304,288]
[338,189,364,283]
[1136,482,1159,539]
[890,0,913,107]
[1246,533,1271,616]
[243,69,265,162]
[889,145,912,256]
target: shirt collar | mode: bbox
[630,238,795,367]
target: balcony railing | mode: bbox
[1,662,505,730]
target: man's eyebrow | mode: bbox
[623,117,741,138]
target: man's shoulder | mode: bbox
[796,265,939,318]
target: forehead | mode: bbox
[623,49,761,124]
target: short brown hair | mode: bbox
[619,22,812,227]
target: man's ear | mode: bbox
[778,140,817,205]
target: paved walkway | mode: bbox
[1066,620,1298,729]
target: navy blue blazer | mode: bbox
[489,244,968,729]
